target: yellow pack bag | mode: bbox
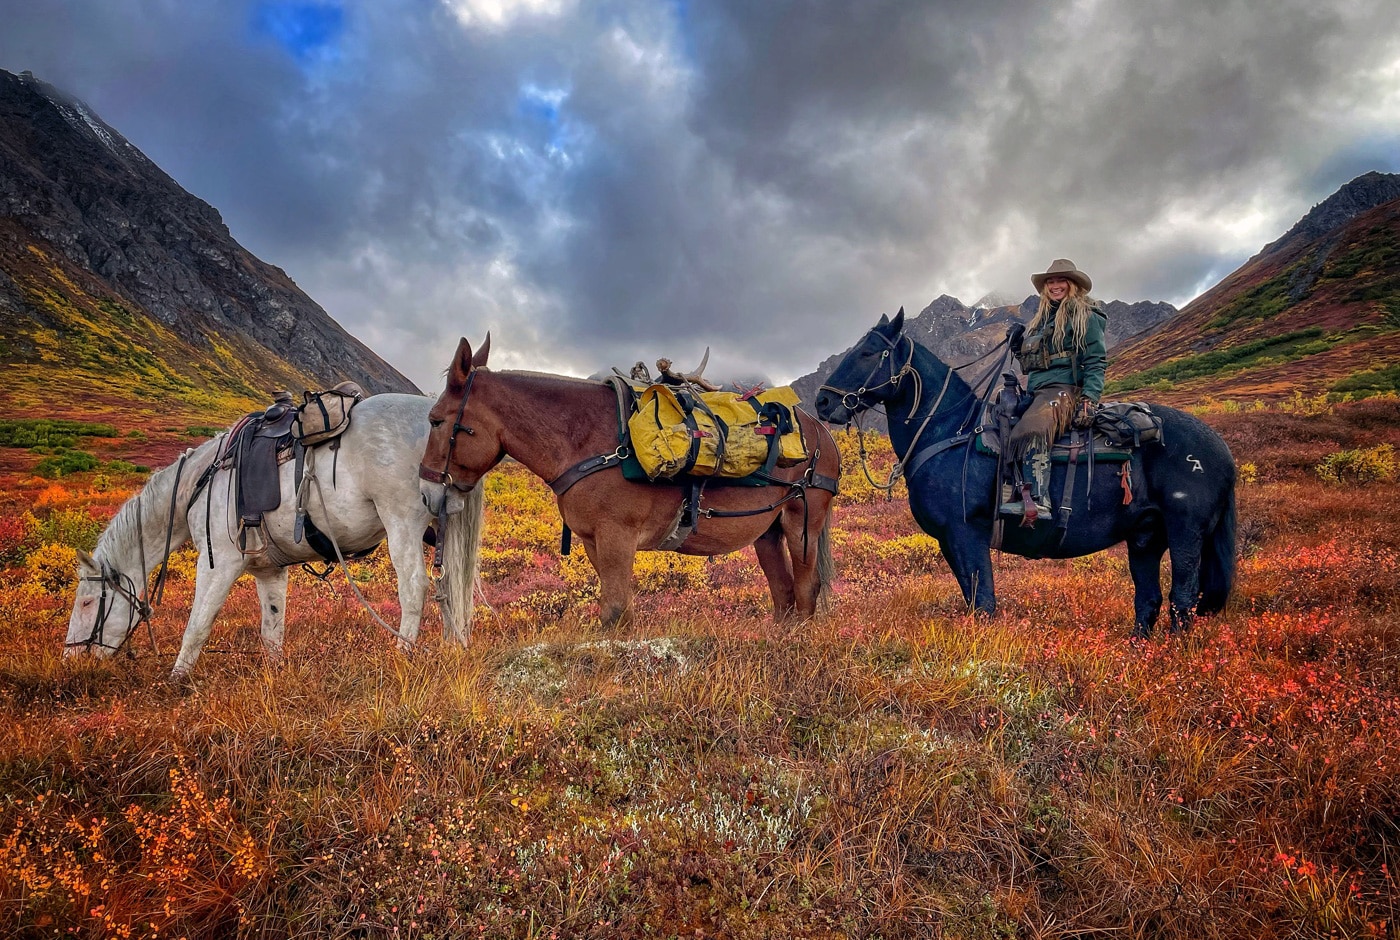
[628,384,808,480]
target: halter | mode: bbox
[417,368,479,573]
[66,561,151,655]
[418,368,479,493]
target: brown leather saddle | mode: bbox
[221,386,370,563]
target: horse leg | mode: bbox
[1165,524,1205,634]
[582,536,637,627]
[1126,531,1167,639]
[754,519,797,619]
[252,568,289,662]
[780,506,827,619]
[940,527,996,616]
[171,552,248,678]
[385,520,431,650]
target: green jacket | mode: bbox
[1016,303,1108,402]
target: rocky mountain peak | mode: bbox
[1262,170,1400,257]
[0,67,416,402]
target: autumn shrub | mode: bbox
[0,760,268,938]
[24,543,78,592]
[33,448,101,479]
[0,513,29,566]
[1279,389,1335,417]
[1315,443,1396,484]
[832,427,905,503]
[27,508,103,551]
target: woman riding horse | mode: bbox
[1004,259,1107,520]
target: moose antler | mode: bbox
[656,347,720,392]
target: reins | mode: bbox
[823,331,1012,492]
[300,448,422,650]
[67,449,204,657]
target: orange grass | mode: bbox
[0,401,1398,938]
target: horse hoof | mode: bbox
[1129,624,1152,641]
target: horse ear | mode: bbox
[877,312,889,326]
[76,549,98,574]
[447,337,474,391]
[472,333,491,369]
[891,307,905,332]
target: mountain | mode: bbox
[1107,172,1400,403]
[0,69,416,425]
[790,293,1176,415]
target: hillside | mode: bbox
[1108,173,1400,404]
[0,69,416,427]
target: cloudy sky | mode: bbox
[2,0,1398,390]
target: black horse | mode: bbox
[814,309,1236,637]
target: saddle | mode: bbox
[222,381,368,562]
[974,375,1163,463]
[977,374,1165,542]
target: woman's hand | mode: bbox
[1006,322,1025,353]
[1073,397,1098,429]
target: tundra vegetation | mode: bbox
[0,396,1397,939]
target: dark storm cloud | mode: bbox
[1,0,1397,389]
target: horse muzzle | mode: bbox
[814,389,855,425]
[418,477,468,516]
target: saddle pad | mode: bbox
[974,431,1131,463]
[619,450,779,487]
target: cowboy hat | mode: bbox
[1031,259,1092,293]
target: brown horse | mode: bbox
[418,336,841,625]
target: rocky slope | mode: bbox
[0,68,415,422]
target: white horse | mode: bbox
[65,393,484,677]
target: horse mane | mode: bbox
[498,369,607,388]
[93,437,220,571]
[906,340,977,415]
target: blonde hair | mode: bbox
[1027,282,1098,352]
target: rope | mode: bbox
[302,449,419,650]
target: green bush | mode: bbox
[0,419,118,449]
[1332,363,1400,397]
[29,508,103,552]
[1315,444,1396,485]
[33,449,101,479]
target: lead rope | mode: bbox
[133,495,159,655]
[302,450,418,650]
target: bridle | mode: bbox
[817,330,924,419]
[66,561,151,655]
[418,369,479,493]
[417,368,479,572]
[65,463,191,657]
[820,326,1010,492]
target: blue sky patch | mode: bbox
[253,1,345,64]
